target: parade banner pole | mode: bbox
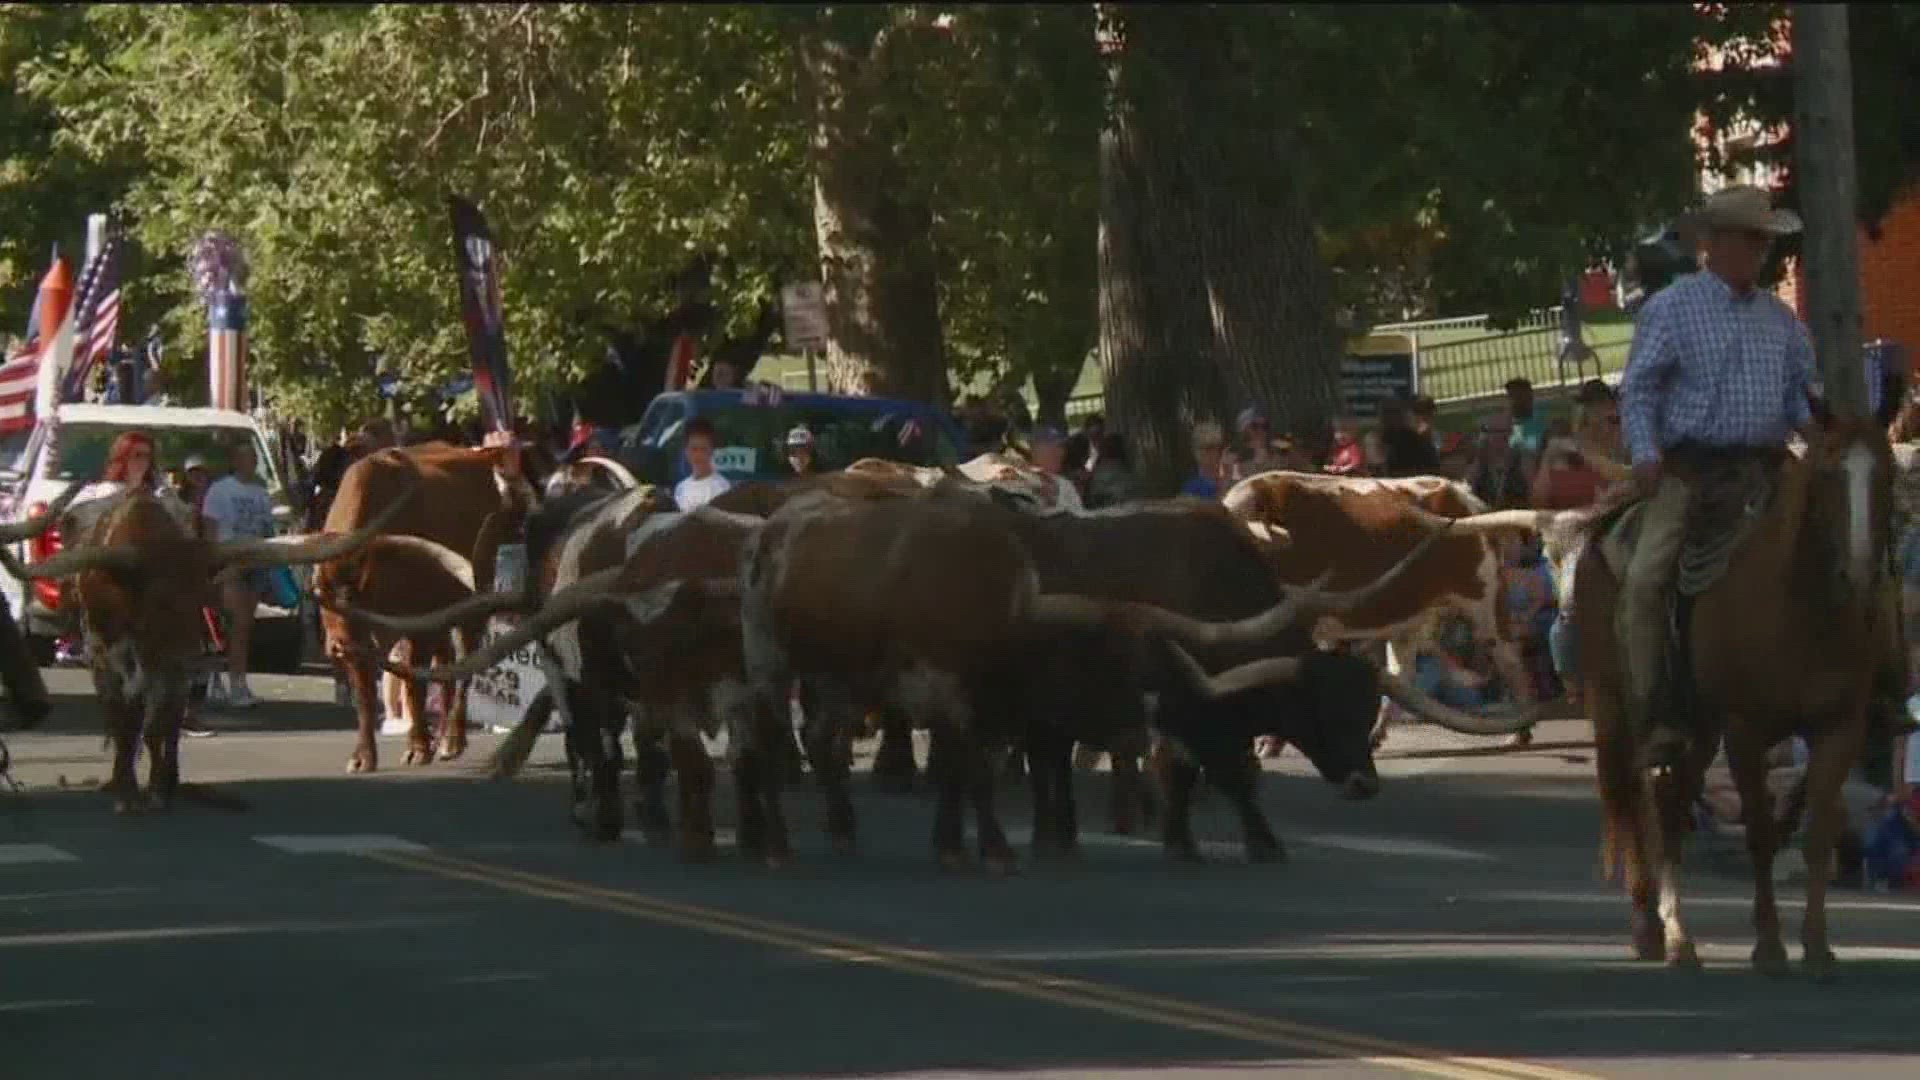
[191,232,250,411]
[447,195,515,434]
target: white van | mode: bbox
[0,403,305,671]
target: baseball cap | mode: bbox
[184,454,212,472]
[1236,406,1267,431]
[785,425,815,449]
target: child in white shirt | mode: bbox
[673,418,732,511]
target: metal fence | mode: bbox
[1055,304,1632,420]
[1381,306,1630,404]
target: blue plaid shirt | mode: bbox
[1618,271,1819,467]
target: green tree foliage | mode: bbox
[25,5,813,428]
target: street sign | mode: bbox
[1339,333,1420,418]
[780,282,829,352]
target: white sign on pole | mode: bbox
[464,543,550,734]
[780,282,829,353]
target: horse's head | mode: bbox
[1801,410,1895,598]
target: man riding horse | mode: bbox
[1617,184,1909,771]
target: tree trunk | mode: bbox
[804,32,949,406]
[1097,8,1345,487]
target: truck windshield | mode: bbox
[44,423,282,496]
[663,403,959,474]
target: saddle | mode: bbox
[1593,447,1782,743]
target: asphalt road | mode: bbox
[2,668,1917,1080]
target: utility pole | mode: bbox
[1792,4,1865,415]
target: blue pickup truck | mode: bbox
[615,389,968,488]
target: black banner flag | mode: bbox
[448,195,514,432]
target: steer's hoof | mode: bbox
[1752,938,1790,978]
[1631,926,1666,963]
[404,745,434,767]
[1802,949,1838,984]
[1666,940,1702,972]
[346,753,376,775]
[437,741,468,762]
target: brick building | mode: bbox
[1696,15,1920,361]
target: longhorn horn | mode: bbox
[377,566,631,682]
[574,456,639,490]
[211,472,423,570]
[319,589,522,639]
[1029,519,1450,649]
[0,481,84,544]
[1377,670,1539,736]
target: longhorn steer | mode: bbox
[732,483,1433,871]
[347,503,761,862]
[8,483,413,811]
[999,499,1471,860]
[315,441,540,773]
[1222,471,1548,741]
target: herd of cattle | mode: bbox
[5,440,1556,870]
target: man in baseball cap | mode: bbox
[784,424,816,476]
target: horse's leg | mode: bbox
[1725,721,1788,976]
[1798,701,1870,982]
[1645,761,1702,970]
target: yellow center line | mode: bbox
[368,849,1601,1080]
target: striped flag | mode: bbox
[208,287,247,411]
[58,234,122,404]
[0,340,41,435]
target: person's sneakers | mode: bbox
[182,714,218,738]
[224,684,260,710]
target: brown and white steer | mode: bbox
[6,483,412,811]
[344,503,762,861]
[1222,471,1551,742]
[315,440,542,773]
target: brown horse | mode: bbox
[1575,412,1894,980]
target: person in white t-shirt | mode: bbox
[199,441,276,709]
[673,418,732,511]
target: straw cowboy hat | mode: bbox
[1682,184,1803,236]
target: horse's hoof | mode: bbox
[1752,939,1790,977]
[1802,950,1838,984]
[1666,940,1702,971]
[1245,838,1288,865]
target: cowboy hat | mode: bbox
[1682,184,1803,236]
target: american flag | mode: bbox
[58,233,122,404]
[0,339,40,435]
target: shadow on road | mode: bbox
[6,740,1917,1077]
